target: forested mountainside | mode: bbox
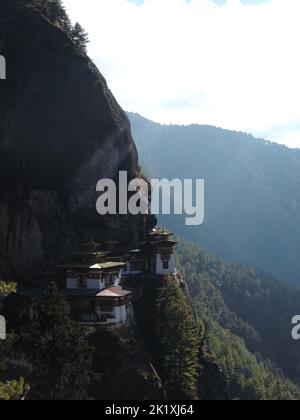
[128,112,300,286]
[176,240,300,400]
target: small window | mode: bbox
[163,260,169,270]
[100,304,114,313]
[105,276,112,287]
[78,277,87,288]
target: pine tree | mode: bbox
[47,0,71,29]
[70,22,89,52]
[18,0,71,31]
[18,1,89,51]
[21,282,93,400]
[154,278,200,400]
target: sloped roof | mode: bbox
[96,286,132,298]
[65,286,132,299]
[98,262,127,270]
[56,261,126,271]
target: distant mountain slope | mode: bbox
[128,112,300,285]
[176,240,300,400]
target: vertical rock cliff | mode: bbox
[0,1,151,281]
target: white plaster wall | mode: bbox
[169,254,176,274]
[114,305,127,323]
[67,277,104,290]
[114,271,122,285]
[121,305,127,322]
[67,278,77,289]
[95,306,102,319]
[93,303,129,325]
[87,278,103,290]
[156,253,176,275]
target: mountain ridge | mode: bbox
[128,111,300,285]
[128,112,300,151]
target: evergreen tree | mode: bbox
[70,22,89,52]
[154,278,200,400]
[21,282,93,400]
[18,1,89,52]
[47,0,71,29]
[18,0,71,31]
[176,240,300,400]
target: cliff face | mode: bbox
[0,2,150,280]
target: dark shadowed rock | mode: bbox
[0,2,153,280]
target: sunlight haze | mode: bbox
[63,0,300,148]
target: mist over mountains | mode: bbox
[128,112,300,286]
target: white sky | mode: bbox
[63,0,300,148]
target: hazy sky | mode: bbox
[63,0,300,148]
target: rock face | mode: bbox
[0,2,152,280]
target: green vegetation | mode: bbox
[207,323,300,400]
[0,282,16,298]
[0,378,28,401]
[136,276,200,400]
[154,277,200,399]
[176,240,300,400]
[129,112,300,286]
[0,283,28,401]
[18,0,71,29]
[0,280,167,400]
[2,249,299,400]
[20,283,93,400]
[71,22,89,52]
[89,330,162,400]
[18,0,89,51]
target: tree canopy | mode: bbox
[71,22,89,52]
[0,283,28,401]
[21,283,93,400]
[176,240,300,400]
[18,0,89,52]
